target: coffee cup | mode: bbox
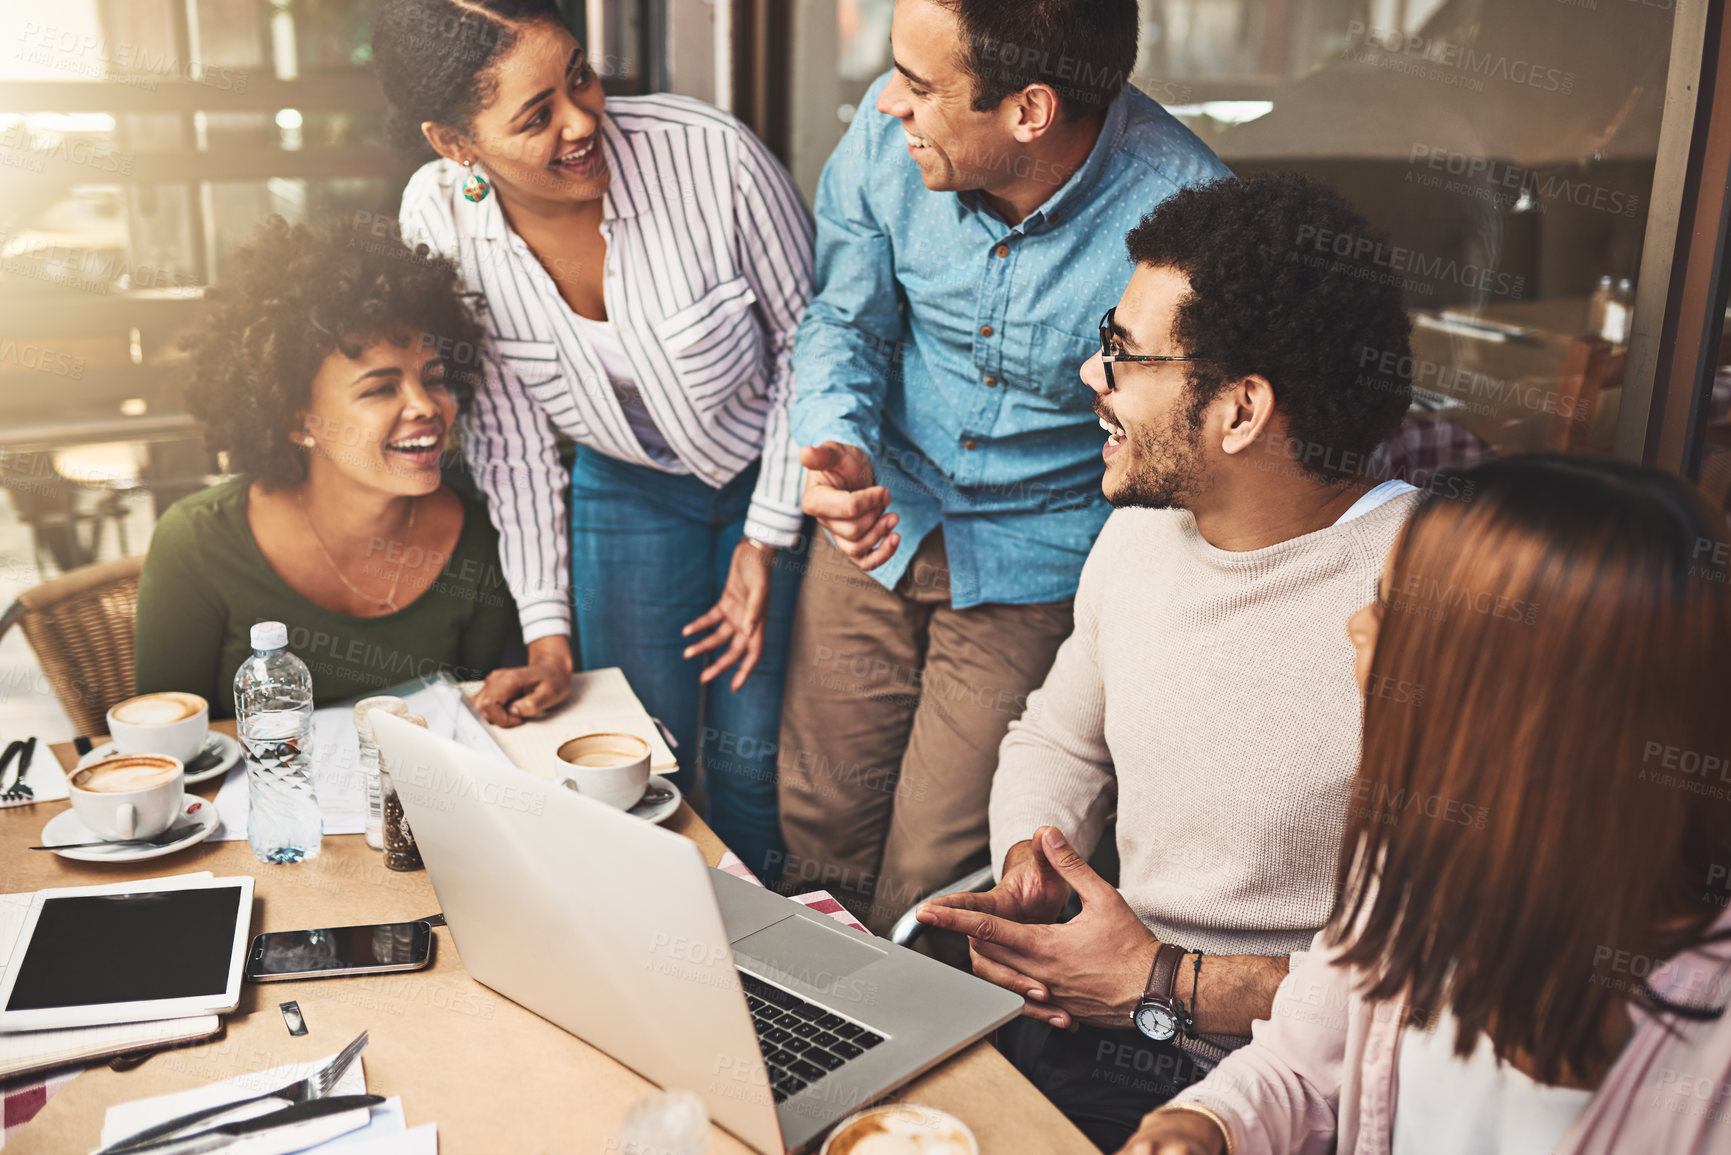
[819,1105,978,1155]
[107,691,209,764]
[554,733,651,810]
[69,753,185,840]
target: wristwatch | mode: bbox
[1133,942,1189,1042]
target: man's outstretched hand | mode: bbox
[800,441,900,570]
[914,828,1073,1022]
[916,826,1158,1029]
[923,831,1072,927]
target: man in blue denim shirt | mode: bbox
[776,0,1230,938]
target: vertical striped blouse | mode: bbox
[400,93,815,644]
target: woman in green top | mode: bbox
[135,216,521,714]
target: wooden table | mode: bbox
[5,730,1091,1155]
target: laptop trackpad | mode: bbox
[733,915,887,984]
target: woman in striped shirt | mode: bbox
[374,0,813,877]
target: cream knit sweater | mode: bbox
[989,494,1419,957]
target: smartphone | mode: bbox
[245,920,434,982]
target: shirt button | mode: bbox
[979,325,993,337]
[984,376,997,387]
[995,245,1009,258]
[963,439,977,450]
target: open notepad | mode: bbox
[458,666,679,777]
[0,880,220,1078]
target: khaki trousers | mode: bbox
[776,529,1074,936]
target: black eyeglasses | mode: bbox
[1098,308,1203,391]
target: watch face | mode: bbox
[1135,1003,1177,1042]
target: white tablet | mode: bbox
[0,875,254,1032]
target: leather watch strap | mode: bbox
[1144,942,1187,1005]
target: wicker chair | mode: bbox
[0,556,144,734]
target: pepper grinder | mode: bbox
[381,710,428,871]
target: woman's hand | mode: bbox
[682,539,777,691]
[1117,1108,1229,1155]
[473,635,574,728]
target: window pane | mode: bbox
[288,0,383,73]
[1152,0,1672,462]
[786,0,1677,465]
[0,0,405,437]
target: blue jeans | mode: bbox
[570,448,798,879]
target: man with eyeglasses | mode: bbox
[914,173,1423,1150]
[778,0,1229,946]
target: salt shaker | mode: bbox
[354,696,412,850]
[381,710,428,871]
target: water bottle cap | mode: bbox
[250,621,289,651]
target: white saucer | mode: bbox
[41,794,220,862]
[626,774,681,826]
[77,732,242,786]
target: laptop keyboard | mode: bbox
[739,971,885,1102]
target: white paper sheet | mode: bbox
[211,679,470,842]
[0,748,69,810]
[328,1121,437,1154]
[298,1098,413,1152]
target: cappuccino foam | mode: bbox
[571,752,641,768]
[826,1108,974,1155]
[76,757,180,793]
[557,733,649,768]
[112,691,205,726]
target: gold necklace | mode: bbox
[297,489,418,614]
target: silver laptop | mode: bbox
[374,715,1021,1154]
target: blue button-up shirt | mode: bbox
[790,75,1231,606]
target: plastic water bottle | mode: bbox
[234,622,322,864]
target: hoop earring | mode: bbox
[462,160,491,204]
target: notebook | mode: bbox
[0,1014,221,1078]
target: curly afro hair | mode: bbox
[1126,172,1413,482]
[181,215,486,491]
[372,0,565,161]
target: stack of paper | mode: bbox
[211,677,475,842]
[210,670,669,841]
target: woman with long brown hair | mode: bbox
[1120,455,1731,1155]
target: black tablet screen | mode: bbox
[6,887,244,1010]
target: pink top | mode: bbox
[1172,909,1731,1155]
